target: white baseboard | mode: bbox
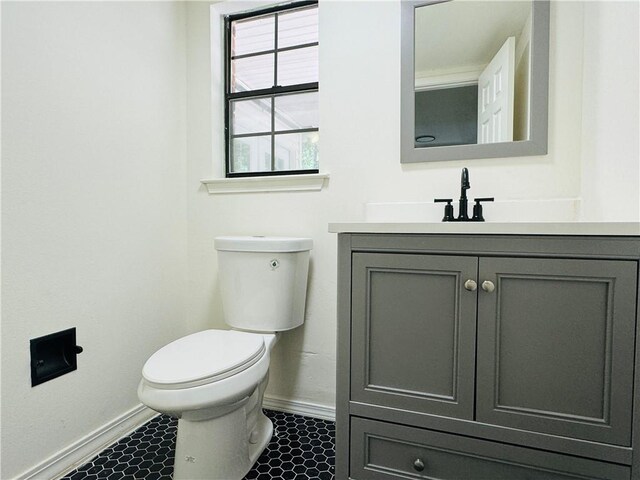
[16,404,157,480]
[263,396,335,422]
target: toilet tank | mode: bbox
[214,236,313,332]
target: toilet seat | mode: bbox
[142,330,266,389]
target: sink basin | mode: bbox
[365,199,581,223]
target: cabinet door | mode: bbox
[351,253,477,420]
[476,257,637,446]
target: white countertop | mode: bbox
[328,222,640,236]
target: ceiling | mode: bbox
[415,1,532,75]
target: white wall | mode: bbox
[579,0,640,221]
[185,0,639,411]
[1,2,188,478]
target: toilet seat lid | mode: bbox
[142,330,266,388]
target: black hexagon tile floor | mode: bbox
[60,410,335,480]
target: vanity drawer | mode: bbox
[350,418,630,480]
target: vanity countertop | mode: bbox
[328,222,640,236]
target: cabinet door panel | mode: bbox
[351,253,477,420]
[476,257,637,446]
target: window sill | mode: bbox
[201,173,330,194]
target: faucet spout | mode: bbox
[458,168,470,220]
[461,167,470,192]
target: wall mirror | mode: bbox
[401,0,550,163]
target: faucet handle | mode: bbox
[434,198,454,222]
[472,197,494,222]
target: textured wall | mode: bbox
[1,3,189,477]
[579,0,640,221]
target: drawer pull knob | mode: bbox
[481,280,495,293]
[464,279,477,291]
[413,458,425,472]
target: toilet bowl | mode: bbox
[138,331,277,479]
[137,236,312,480]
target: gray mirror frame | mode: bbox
[401,0,550,163]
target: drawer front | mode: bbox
[350,417,630,480]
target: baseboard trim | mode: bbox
[17,404,157,480]
[263,396,335,422]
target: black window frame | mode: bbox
[224,0,319,178]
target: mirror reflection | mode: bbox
[414,1,532,148]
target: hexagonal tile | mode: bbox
[60,409,335,479]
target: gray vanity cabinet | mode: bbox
[337,233,640,480]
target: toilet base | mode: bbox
[172,394,272,480]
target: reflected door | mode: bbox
[478,36,515,143]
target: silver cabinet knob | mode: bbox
[481,280,495,293]
[413,458,425,472]
[464,279,477,291]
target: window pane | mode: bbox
[274,131,319,171]
[231,53,274,92]
[277,46,318,86]
[231,136,271,173]
[278,7,318,49]
[274,92,318,132]
[232,98,272,135]
[231,15,274,57]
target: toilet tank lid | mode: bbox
[215,236,313,252]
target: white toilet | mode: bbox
[138,236,312,480]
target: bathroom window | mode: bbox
[225,1,319,177]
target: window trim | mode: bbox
[201,172,329,195]
[224,0,319,178]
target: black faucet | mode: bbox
[434,168,494,222]
[458,167,471,221]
